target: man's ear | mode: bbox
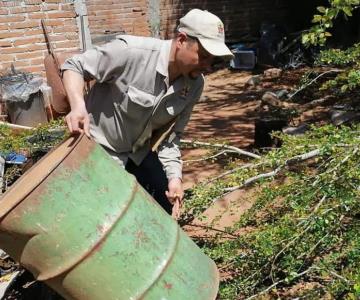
[176,32,187,49]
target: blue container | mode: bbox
[230,43,257,70]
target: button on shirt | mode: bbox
[61,35,204,179]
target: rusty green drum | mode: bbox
[0,134,219,300]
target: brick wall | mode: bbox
[86,0,151,40]
[160,0,289,41]
[0,0,79,77]
[159,0,320,42]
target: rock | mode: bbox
[282,123,310,135]
[246,75,261,86]
[261,91,294,109]
[330,110,360,126]
[264,68,282,79]
[275,89,289,99]
[262,82,272,88]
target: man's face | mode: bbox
[176,34,215,79]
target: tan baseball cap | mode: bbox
[177,9,234,60]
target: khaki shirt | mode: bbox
[62,35,204,179]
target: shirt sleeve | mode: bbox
[61,38,129,83]
[157,76,205,180]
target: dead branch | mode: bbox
[288,69,342,100]
[183,149,235,163]
[245,267,314,300]
[224,166,282,193]
[204,162,264,186]
[216,149,321,199]
[300,95,335,111]
[0,121,33,131]
[180,139,261,159]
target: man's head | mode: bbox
[173,9,233,79]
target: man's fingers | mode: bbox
[65,115,73,133]
[171,199,181,220]
[165,191,181,205]
[83,116,91,137]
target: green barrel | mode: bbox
[0,135,219,300]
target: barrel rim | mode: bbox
[0,134,85,219]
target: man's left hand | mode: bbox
[165,177,184,205]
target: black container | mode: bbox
[254,118,288,148]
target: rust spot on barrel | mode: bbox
[163,281,173,290]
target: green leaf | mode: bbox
[343,6,353,16]
[317,6,326,13]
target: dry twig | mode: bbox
[288,69,342,100]
[180,139,261,159]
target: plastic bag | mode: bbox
[0,71,42,103]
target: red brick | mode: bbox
[45,0,63,3]
[0,8,8,15]
[42,19,64,26]
[9,6,41,14]
[2,44,46,54]
[65,33,79,40]
[26,44,47,51]
[28,12,47,19]
[0,24,8,30]
[13,60,31,67]
[0,54,15,62]
[41,4,60,11]
[14,36,44,46]
[8,7,26,14]
[26,5,42,13]
[53,25,77,33]
[0,63,13,72]
[1,47,27,54]
[0,31,18,39]
[25,0,43,5]
[16,51,44,60]
[10,20,40,30]
[21,65,45,73]
[0,1,18,7]
[54,40,79,49]
[30,58,44,65]
[60,3,75,11]
[1,47,24,54]
[0,15,26,23]
[24,28,44,36]
[47,11,76,18]
[0,40,12,47]
[46,35,65,42]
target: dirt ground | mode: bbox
[180,66,330,241]
[182,68,260,190]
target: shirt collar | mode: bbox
[156,40,172,77]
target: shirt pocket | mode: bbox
[164,95,187,117]
[124,85,156,120]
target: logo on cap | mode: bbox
[217,22,224,34]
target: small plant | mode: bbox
[302,1,360,95]
[302,1,360,47]
[182,124,360,299]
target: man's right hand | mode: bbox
[65,104,90,137]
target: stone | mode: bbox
[264,68,283,79]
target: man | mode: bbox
[62,9,233,215]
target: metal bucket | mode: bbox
[6,91,48,127]
[0,135,219,300]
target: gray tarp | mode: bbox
[0,72,43,103]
